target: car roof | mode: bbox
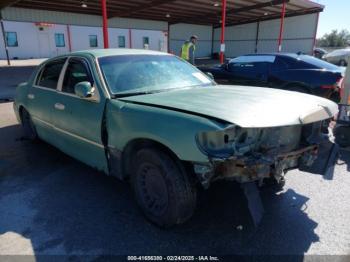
[70,48,171,58]
[242,53,306,59]
[328,49,350,54]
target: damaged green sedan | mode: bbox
[14,49,338,227]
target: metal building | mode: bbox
[0,0,323,61]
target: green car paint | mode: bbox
[119,85,338,128]
[106,99,226,162]
[13,50,226,176]
[14,49,338,188]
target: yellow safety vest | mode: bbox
[181,42,195,60]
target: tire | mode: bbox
[21,108,37,140]
[334,125,350,148]
[131,148,197,227]
[339,60,347,67]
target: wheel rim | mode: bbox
[136,162,169,217]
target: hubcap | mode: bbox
[137,162,169,217]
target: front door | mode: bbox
[51,57,108,173]
[38,33,51,58]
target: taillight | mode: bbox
[337,77,344,88]
[320,85,336,89]
[338,77,345,99]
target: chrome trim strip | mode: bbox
[94,57,111,99]
[32,116,104,149]
[57,58,70,92]
[32,85,58,92]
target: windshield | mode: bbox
[98,55,214,96]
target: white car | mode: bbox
[323,49,350,67]
[341,57,350,104]
[335,58,350,146]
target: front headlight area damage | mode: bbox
[194,122,324,188]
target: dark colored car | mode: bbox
[199,53,344,102]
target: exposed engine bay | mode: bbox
[194,120,327,188]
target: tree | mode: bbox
[317,29,350,47]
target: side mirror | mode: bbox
[205,72,214,80]
[74,81,94,98]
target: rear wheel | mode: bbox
[21,108,37,140]
[131,148,197,227]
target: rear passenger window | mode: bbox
[36,59,66,89]
[62,59,92,94]
[271,57,289,71]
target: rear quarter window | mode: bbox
[289,55,339,70]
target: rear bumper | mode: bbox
[314,87,340,103]
[194,145,318,187]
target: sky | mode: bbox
[314,0,350,37]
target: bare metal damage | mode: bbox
[194,121,324,188]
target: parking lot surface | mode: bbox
[1,64,350,258]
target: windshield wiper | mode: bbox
[112,91,151,98]
[113,89,169,98]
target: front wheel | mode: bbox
[131,148,197,227]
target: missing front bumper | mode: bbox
[194,145,319,188]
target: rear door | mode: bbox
[27,58,67,142]
[51,56,108,173]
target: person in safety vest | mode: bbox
[180,35,198,65]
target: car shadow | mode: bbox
[0,124,319,258]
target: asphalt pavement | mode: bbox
[0,59,45,102]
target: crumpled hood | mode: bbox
[119,85,338,128]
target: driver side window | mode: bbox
[62,58,93,94]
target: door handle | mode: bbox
[27,94,35,99]
[54,103,65,111]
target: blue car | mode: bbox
[199,53,344,102]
